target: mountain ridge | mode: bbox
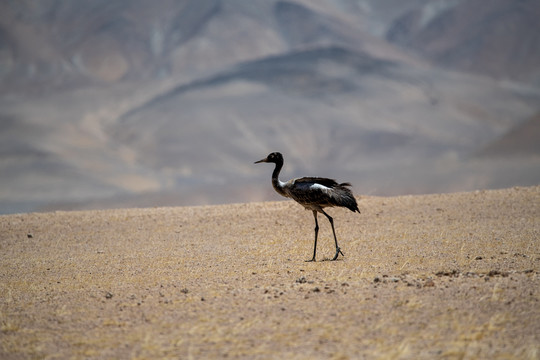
[0,0,539,214]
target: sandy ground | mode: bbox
[1,186,539,359]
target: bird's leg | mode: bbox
[306,210,319,262]
[321,210,344,261]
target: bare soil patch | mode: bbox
[1,186,539,359]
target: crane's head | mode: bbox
[254,152,283,164]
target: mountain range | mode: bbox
[1,0,539,214]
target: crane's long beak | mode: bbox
[254,157,267,164]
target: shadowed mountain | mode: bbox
[386,0,540,82]
[106,44,540,204]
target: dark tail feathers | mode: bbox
[335,183,360,213]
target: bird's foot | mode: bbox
[332,247,344,261]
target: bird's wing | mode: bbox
[285,177,339,207]
[294,177,339,188]
[285,177,359,212]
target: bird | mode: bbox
[255,152,360,261]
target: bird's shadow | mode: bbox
[319,257,344,262]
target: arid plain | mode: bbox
[1,186,539,359]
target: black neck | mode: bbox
[271,159,287,196]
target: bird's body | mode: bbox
[255,152,359,261]
[278,177,359,212]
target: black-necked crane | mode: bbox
[255,152,360,261]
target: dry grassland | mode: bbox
[1,186,539,359]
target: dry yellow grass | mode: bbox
[1,186,539,359]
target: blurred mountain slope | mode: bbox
[1,0,539,214]
[386,0,540,82]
